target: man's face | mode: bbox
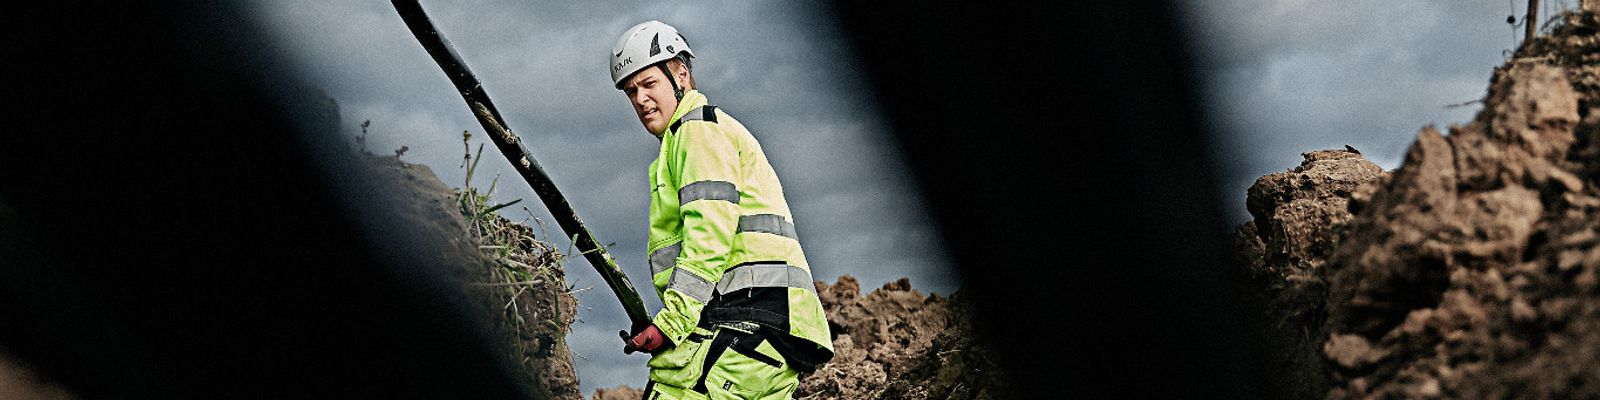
[620,65,678,136]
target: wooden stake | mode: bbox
[1525,0,1540,47]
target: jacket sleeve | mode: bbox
[653,119,742,345]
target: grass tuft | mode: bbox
[452,129,569,337]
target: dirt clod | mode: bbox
[1234,148,1387,398]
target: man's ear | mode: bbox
[670,59,695,90]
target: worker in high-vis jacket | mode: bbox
[610,20,834,399]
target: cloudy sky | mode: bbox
[253,0,1580,393]
[1179,0,1582,222]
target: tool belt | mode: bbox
[699,262,831,373]
[683,321,783,393]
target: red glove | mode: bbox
[622,324,669,354]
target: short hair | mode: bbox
[674,53,693,73]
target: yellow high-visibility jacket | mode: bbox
[645,89,833,372]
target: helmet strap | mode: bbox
[657,63,684,101]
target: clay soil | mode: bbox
[1235,8,1600,399]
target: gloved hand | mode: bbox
[620,324,669,354]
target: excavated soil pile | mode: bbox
[797,275,1011,400]
[1237,8,1600,399]
[1235,149,1388,399]
[590,275,1011,400]
[362,154,581,400]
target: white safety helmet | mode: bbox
[610,20,694,95]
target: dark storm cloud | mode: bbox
[1176,0,1580,224]
[254,1,956,393]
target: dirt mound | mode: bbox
[799,276,1011,399]
[1235,149,1387,398]
[1236,9,1600,399]
[362,154,582,400]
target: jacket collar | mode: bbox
[656,89,708,137]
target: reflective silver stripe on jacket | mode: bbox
[715,263,816,295]
[668,268,715,303]
[737,214,797,239]
[649,242,681,276]
[670,105,717,133]
[679,180,739,205]
[677,106,710,123]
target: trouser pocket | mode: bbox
[697,325,799,400]
[648,325,715,388]
[640,380,700,400]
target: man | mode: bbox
[610,20,834,399]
